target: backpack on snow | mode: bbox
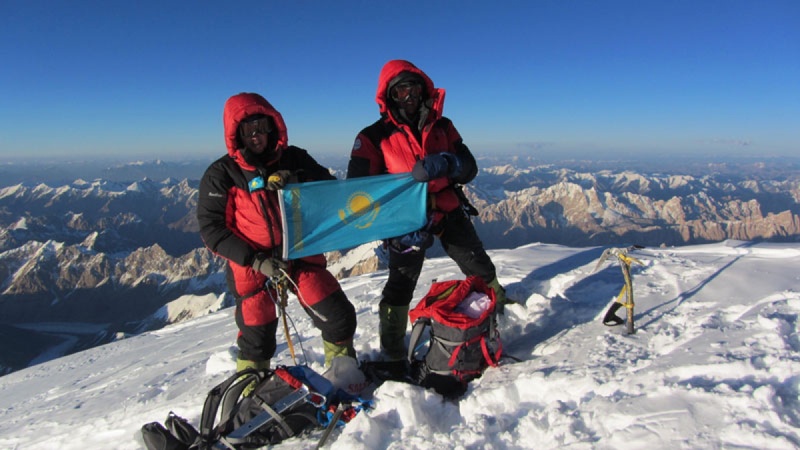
[140,365,335,450]
[408,276,503,398]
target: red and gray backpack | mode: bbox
[408,276,503,398]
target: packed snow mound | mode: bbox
[0,241,798,449]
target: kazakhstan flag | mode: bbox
[279,173,427,259]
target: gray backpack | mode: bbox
[408,276,503,398]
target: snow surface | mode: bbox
[1,240,799,449]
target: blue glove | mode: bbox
[411,153,462,182]
[388,230,434,254]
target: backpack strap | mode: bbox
[437,329,503,379]
[407,317,431,363]
[222,378,314,446]
[483,315,503,368]
[479,332,502,368]
[164,411,200,447]
[221,398,294,447]
[218,372,266,425]
[197,368,265,442]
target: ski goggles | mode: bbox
[239,117,272,138]
[390,82,423,102]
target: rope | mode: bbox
[266,269,309,366]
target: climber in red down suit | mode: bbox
[347,60,508,364]
[197,92,357,372]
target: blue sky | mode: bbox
[1,0,798,162]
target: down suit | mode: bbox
[347,60,502,360]
[197,92,356,364]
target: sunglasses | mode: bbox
[390,82,423,102]
[239,117,272,138]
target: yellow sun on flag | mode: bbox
[349,194,371,214]
[339,191,380,229]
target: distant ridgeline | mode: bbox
[0,158,798,375]
[464,160,800,252]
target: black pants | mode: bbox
[381,208,497,308]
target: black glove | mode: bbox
[266,170,297,191]
[251,253,288,277]
[411,153,462,182]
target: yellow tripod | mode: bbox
[594,246,644,334]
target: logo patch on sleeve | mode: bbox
[249,176,265,192]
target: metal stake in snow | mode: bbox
[594,246,644,334]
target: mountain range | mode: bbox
[1,155,798,375]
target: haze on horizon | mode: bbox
[1,1,798,162]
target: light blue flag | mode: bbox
[279,173,427,259]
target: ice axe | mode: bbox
[594,245,644,334]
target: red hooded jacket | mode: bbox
[198,93,334,268]
[347,60,477,213]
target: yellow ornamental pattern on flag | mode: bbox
[338,191,380,229]
[290,189,303,251]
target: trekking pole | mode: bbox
[594,246,644,335]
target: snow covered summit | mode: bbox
[0,241,798,449]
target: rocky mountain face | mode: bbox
[0,178,202,256]
[465,163,800,250]
[1,158,798,374]
[0,178,225,374]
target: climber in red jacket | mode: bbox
[347,60,508,364]
[198,92,357,374]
